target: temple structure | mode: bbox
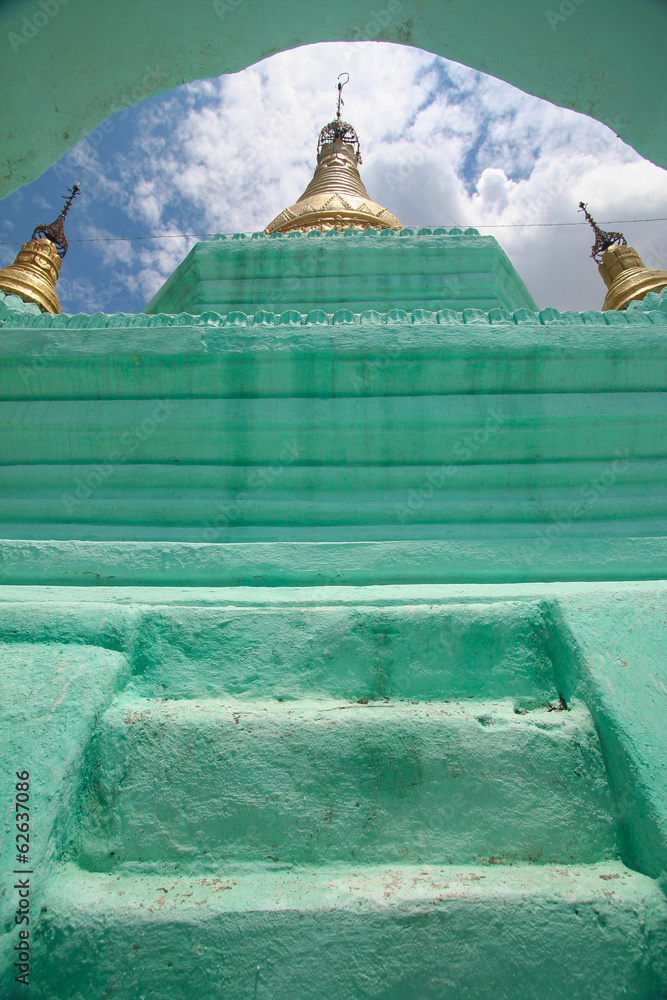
[1,84,667,1000]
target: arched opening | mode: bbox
[2,39,666,314]
[1,0,666,203]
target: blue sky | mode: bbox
[1,41,666,314]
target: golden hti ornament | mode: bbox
[579,202,667,311]
[0,184,80,314]
[265,74,402,235]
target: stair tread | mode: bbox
[78,693,619,868]
[113,694,579,724]
[47,860,661,913]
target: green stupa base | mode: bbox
[144,228,537,316]
[1,293,667,997]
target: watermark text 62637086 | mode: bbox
[13,770,32,988]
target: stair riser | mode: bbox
[76,703,618,868]
[131,603,557,703]
[32,871,667,1000]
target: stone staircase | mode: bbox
[30,599,667,999]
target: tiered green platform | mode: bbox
[144,229,537,316]
[1,272,666,997]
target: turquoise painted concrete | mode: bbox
[144,230,537,315]
[1,0,667,199]
[0,290,665,584]
[1,228,667,995]
[0,581,666,997]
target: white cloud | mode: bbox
[73,41,667,312]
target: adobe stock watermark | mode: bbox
[12,345,52,392]
[223,108,297,191]
[545,0,587,30]
[640,237,667,275]
[213,0,244,20]
[386,141,430,195]
[200,439,302,541]
[52,65,169,197]
[526,450,633,564]
[215,0,405,37]
[60,399,177,514]
[7,0,70,54]
[348,0,403,42]
[393,405,507,523]
[337,1,405,79]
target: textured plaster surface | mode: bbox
[32,862,667,999]
[144,230,537,315]
[0,582,666,997]
[0,300,665,582]
[1,290,666,995]
[1,0,667,198]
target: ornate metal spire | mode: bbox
[317,73,362,163]
[32,184,80,258]
[264,76,401,235]
[0,185,80,313]
[578,200,667,311]
[579,201,627,263]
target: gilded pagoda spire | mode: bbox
[264,75,402,235]
[579,201,667,311]
[0,184,80,314]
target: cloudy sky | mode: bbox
[1,41,666,315]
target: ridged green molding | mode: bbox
[0,290,665,584]
[144,229,537,316]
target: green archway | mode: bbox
[1,0,666,200]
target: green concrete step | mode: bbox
[128,601,559,704]
[74,697,620,870]
[32,861,667,1000]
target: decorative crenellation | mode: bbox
[626,285,667,313]
[1,289,665,330]
[0,291,43,317]
[207,226,481,240]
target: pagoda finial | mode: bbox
[0,184,80,312]
[32,183,80,259]
[579,201,627,263]
[317,73,361,163]
[578,200,667,311]
[336,72,349,121]
[263,77,402,235]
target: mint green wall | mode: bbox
[2,269,667,994]
[1,0,666,200]
[0,290,665,585]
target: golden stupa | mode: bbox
[580,202,667,311]
[0,184,79,314]
[265,76,402,235]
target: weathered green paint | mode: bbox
[0,290,665,585]
[144,230,537,315]
[1,240,667,996]
[1,581,667,997]
[1,0,667,200]
[32,861,667,999]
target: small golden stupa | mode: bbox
[580,202,667,311]
[0,184,79,314]
[265,75,402,235]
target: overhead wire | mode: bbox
[0,217,666,247]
